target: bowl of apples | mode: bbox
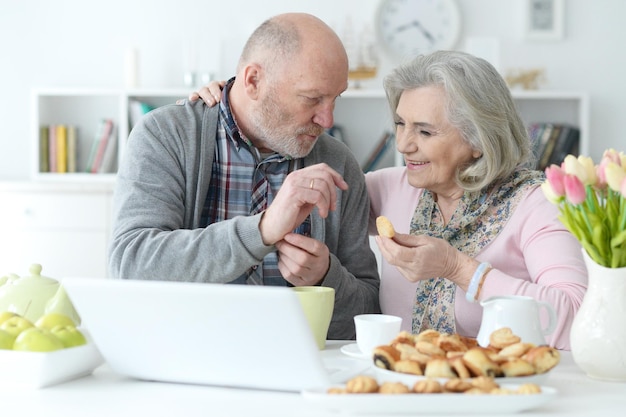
[0,311,104,388]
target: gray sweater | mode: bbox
[109,99,381,339]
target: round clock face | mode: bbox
[376,0,461,61]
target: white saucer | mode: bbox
[340,343,371,360]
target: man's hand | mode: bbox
[276,233,330,286]
[259,163,348,246]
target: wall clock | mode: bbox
[376,0,462,62]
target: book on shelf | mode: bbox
[86,119,114,173]
[98,124,118,173]
[67,125,77,173]
[362,131,395,172]
[55,124,67,173]
[538,124,562,170]
[547,125,580,167]
[39,124,79,174]
[48,124,57,173]
[39,126,49,173]
[529,122,581,170]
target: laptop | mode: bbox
[62,277,359,392]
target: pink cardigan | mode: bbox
[365,167,587,350]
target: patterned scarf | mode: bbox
[410,169,545,334]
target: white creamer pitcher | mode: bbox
[476,295,557,347]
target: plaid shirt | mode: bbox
[201,78,309,286]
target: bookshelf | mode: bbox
[32,88,589,182]
[31,88,191,182]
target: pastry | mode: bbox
[394,359,424,375]
[470,376,500,392]
[449,356,472,379]
[378,381,411,394]
[391,330,416,345]
[373,345,401,370]
[437,333,469,352]
[462,348,502,377]
[424,358,457,378]
[394,343,432,365]
[413,378,443,394]
[415,329,441,344]
[443,378,473,393]
[416,340,446,357]
[346,375,379,393]
[500,358,536,377]
[522,345,561,374]
[488,327,521,349]
[376,216,396,238]
[498,342,535,358]
[459,335,479,350]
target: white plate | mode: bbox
[374,366,549,386]
[340,343,371,360]
[302,385,557,414]
[0,342,104,388]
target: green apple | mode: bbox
[0,311,19,326]
[0,315,35,338]
[0,329,15,350]
[49,325,87,348]
[13,327,64,352]
[35,312,76,331]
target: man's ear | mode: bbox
[242,63,262,100]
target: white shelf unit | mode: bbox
[31,88,190,182]
[32,88,589,182]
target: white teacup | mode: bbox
[354,314,402,356]
[477,295,557,347]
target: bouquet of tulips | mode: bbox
[541,149,626,268]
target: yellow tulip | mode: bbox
[541,181,562,204]
[563,155,596,186]
[605,162,626,192]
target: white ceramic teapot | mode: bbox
[476,295,557,347]
[0,264,80,324]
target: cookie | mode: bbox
[376,216,396,238]
[346,375,379,393]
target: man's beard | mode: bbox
[248,90,324,159]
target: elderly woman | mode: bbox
[367,51,587,350]
[193,51,587,350]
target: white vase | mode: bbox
[570,249,626,381]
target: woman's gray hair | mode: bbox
[383,50,533,192]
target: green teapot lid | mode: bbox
[13,264,58,286]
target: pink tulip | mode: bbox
[563,174,587,205]
[602,148,623,166]
[544,164,566,196]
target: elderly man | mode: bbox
[109,13,380,339]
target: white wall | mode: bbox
[1,0,624,180]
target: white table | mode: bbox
[3,341,626,416]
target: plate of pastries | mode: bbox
[372,327,560,386]
[302,327,560,414]
[302,373,557,414]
